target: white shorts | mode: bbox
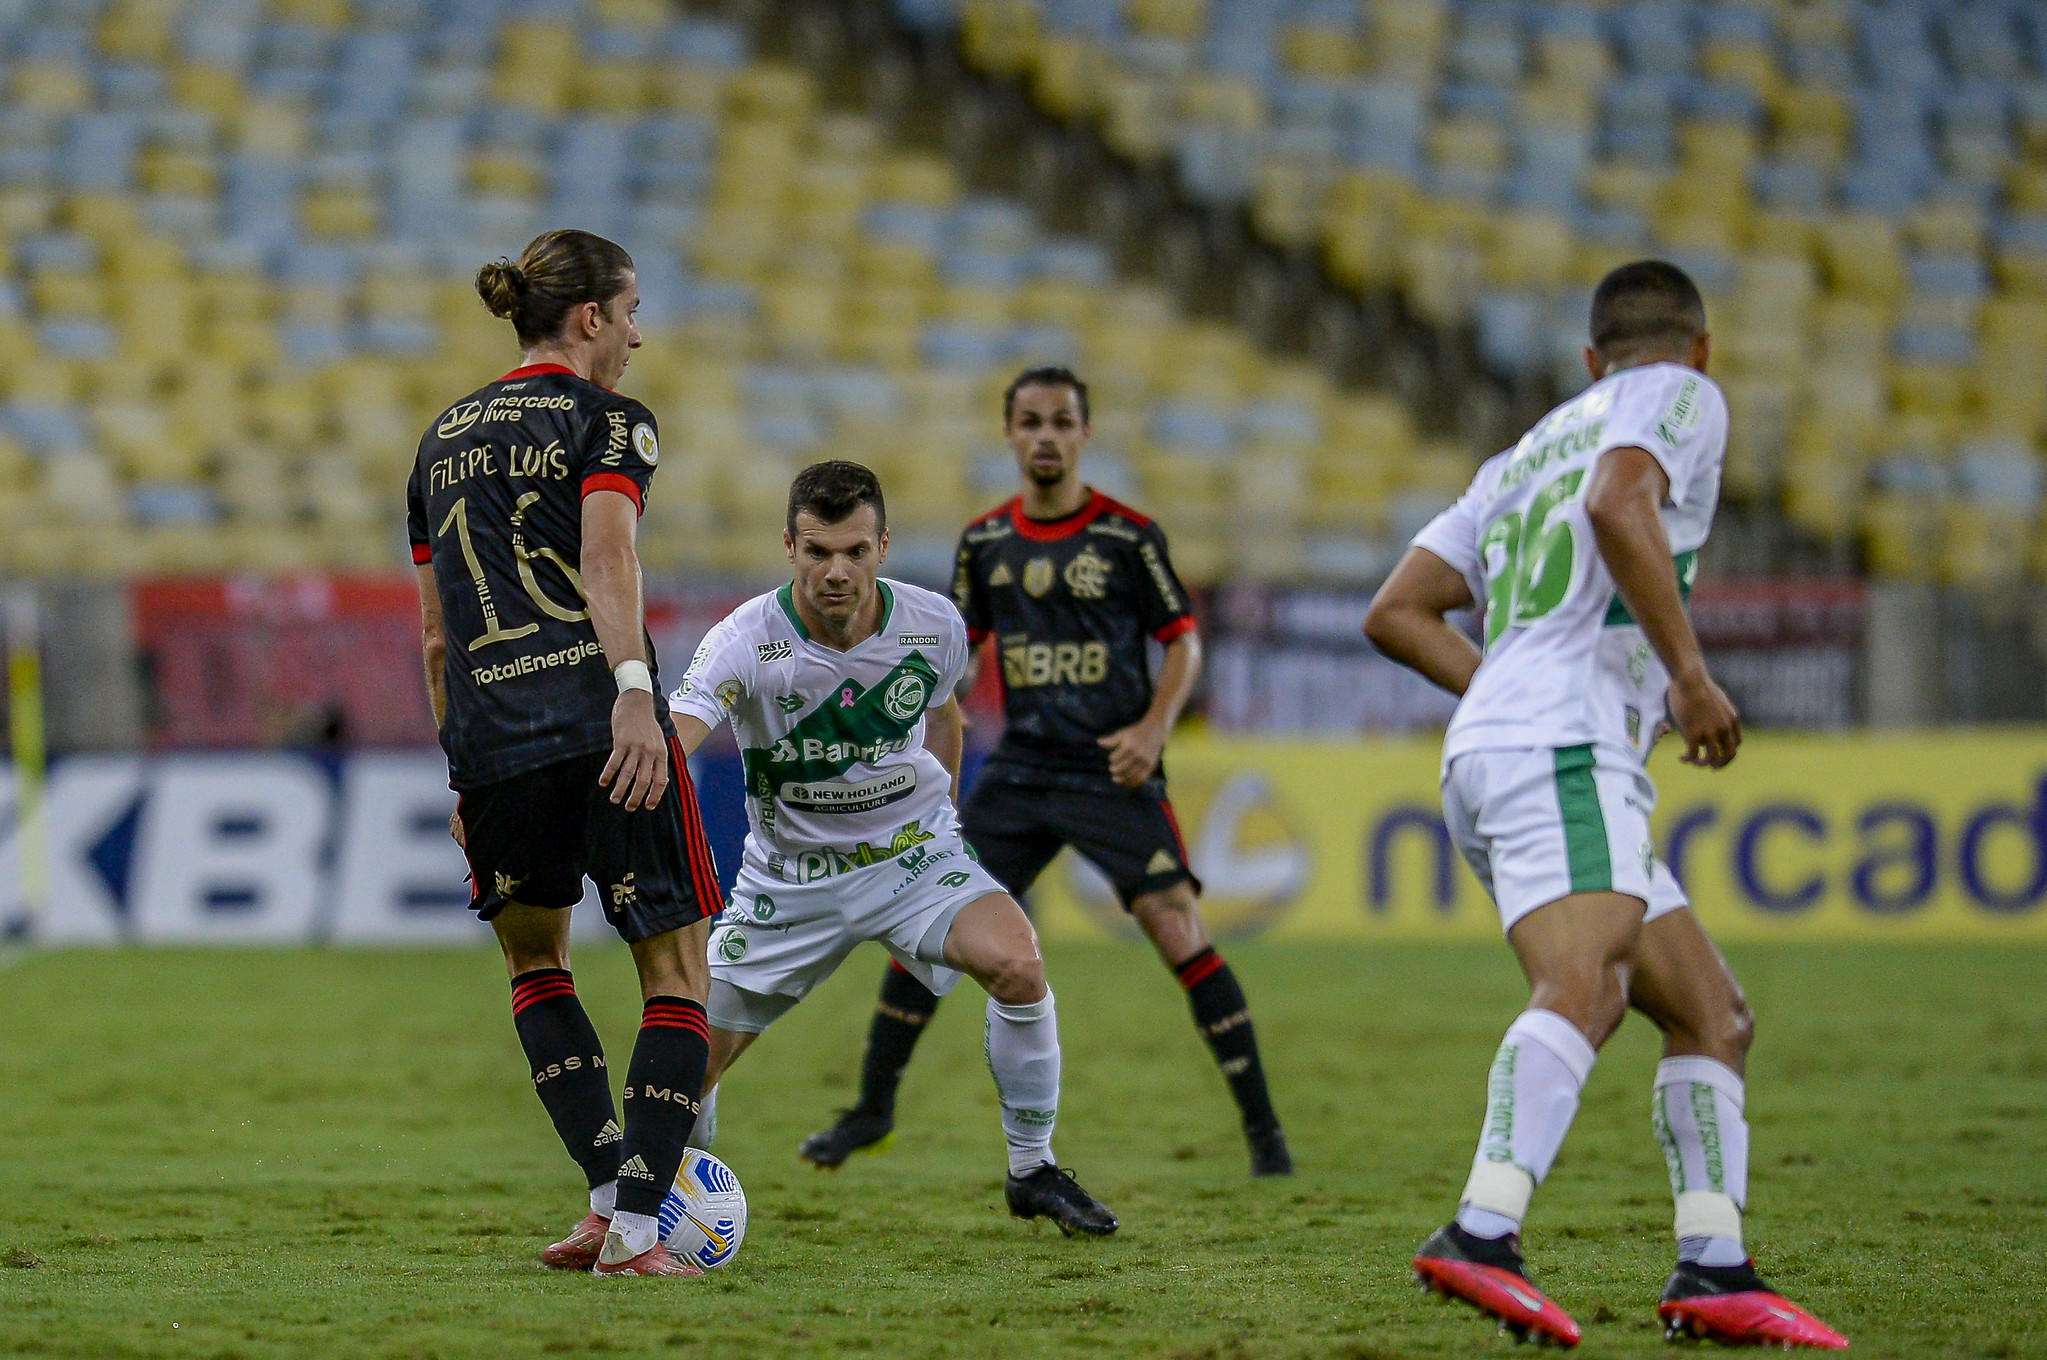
[705,832,1007,1032]
[1443,744,1689,935]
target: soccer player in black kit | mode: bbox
[409,229,720,1278]
[802,366,1292,1177]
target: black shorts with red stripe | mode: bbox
[961,766,1201,910]
[455,736,720,944]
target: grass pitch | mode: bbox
[1,941,2042,1360]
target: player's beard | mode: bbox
[1026,460,1068,488]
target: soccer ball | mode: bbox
[659,1149,746,1270]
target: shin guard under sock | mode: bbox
[857,961,941,1116]
[1174,948,1279,1130]
[985,990,1061,1176]
[1653,1056,1750,1266]
[1456,1008,1598,1239]
[509,969,620,1190]
[614,995,711,1220]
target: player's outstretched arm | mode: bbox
[1364,547,1481,697]
[1099,630,1200,788]
[582,489,669,811]
[923,695,964,803]
[1584,446,1740,769]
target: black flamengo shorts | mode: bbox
[961,772,1200,909]
[456,736,720,944]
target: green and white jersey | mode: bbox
[669,580,972,884]
[1413,361,1728,768]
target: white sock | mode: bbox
[589,1179,617,1217]
[1654,1056,1749,1266]
[604,1208,661,1259]
[985,990,1060,1178]
[1455,1008,1598,1239]
[687,1085,718,1150]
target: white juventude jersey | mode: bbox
[669,580,973,885]
[1413,361,1728,768]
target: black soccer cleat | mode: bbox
[797,1107,895,1169]
[1657,1259,1849,1348]
[1005,1164,1119,1237]
[1246,1120,1294,1177]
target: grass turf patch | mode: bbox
[0,942,2042,1358]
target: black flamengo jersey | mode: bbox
[406,362,671,787]
[953,490,1196,781]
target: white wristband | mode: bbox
[613,660,654,695]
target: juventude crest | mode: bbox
[1063,546,1111,599]
[882,672,929,721]
[1023,557,1056,597]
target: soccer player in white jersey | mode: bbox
[1365,262,1847,1349]
[666,460,1117,1236]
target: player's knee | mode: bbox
[984,946,1046,1006]
[1722,994,1756,1056]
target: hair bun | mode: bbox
[475,258,529,320]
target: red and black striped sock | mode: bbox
[509,969,620,1190]
[856,960,941,1118]
[1174,948,1279,1130]
[613,995,711,1219]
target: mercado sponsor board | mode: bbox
[5,732,2045,944]
[1029,730,2047,942]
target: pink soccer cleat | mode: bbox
[539,1211,610,1270]
[1658,1259,1849,1349]
[1413,1223,1582,1348]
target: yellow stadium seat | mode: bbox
[99,0,175,62]
[14,61,92,111]
[1485,211,1573,289]
[140,147,220,197]
[495,23,579,114]
[172,63,244,119]
[30,270,105,320]
[1769,87,1849,166]
[1536,34,1612,88]
[1431,115,1509,177]
[1819,216,1908,301]
[1703,34,1780,100]
[7,358,83,406]
[575,57,653,115]
[873,154,958,207]
[1281,23,1366,80]
[1100,75,1176,160]
[761,281,842,360]
[961,0,1045,78]
[1859,492,1936,577]
[302,189,381,241]
[1181,76,1267,131]
[1371,0,1450,71]
[652,63,728,118]
[1033,35,1113,120]
[726,64,815,124]
[593,0,666,27]
[1937,503,2029,586]
[236,98,308,158]
[1130,0,1207,42]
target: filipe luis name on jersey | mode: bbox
[425,442,573,495]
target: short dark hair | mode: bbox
[1003,365,1090,426]
[476,228,635,346]
[1589,259,1706,357]
[787,460,886,536]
